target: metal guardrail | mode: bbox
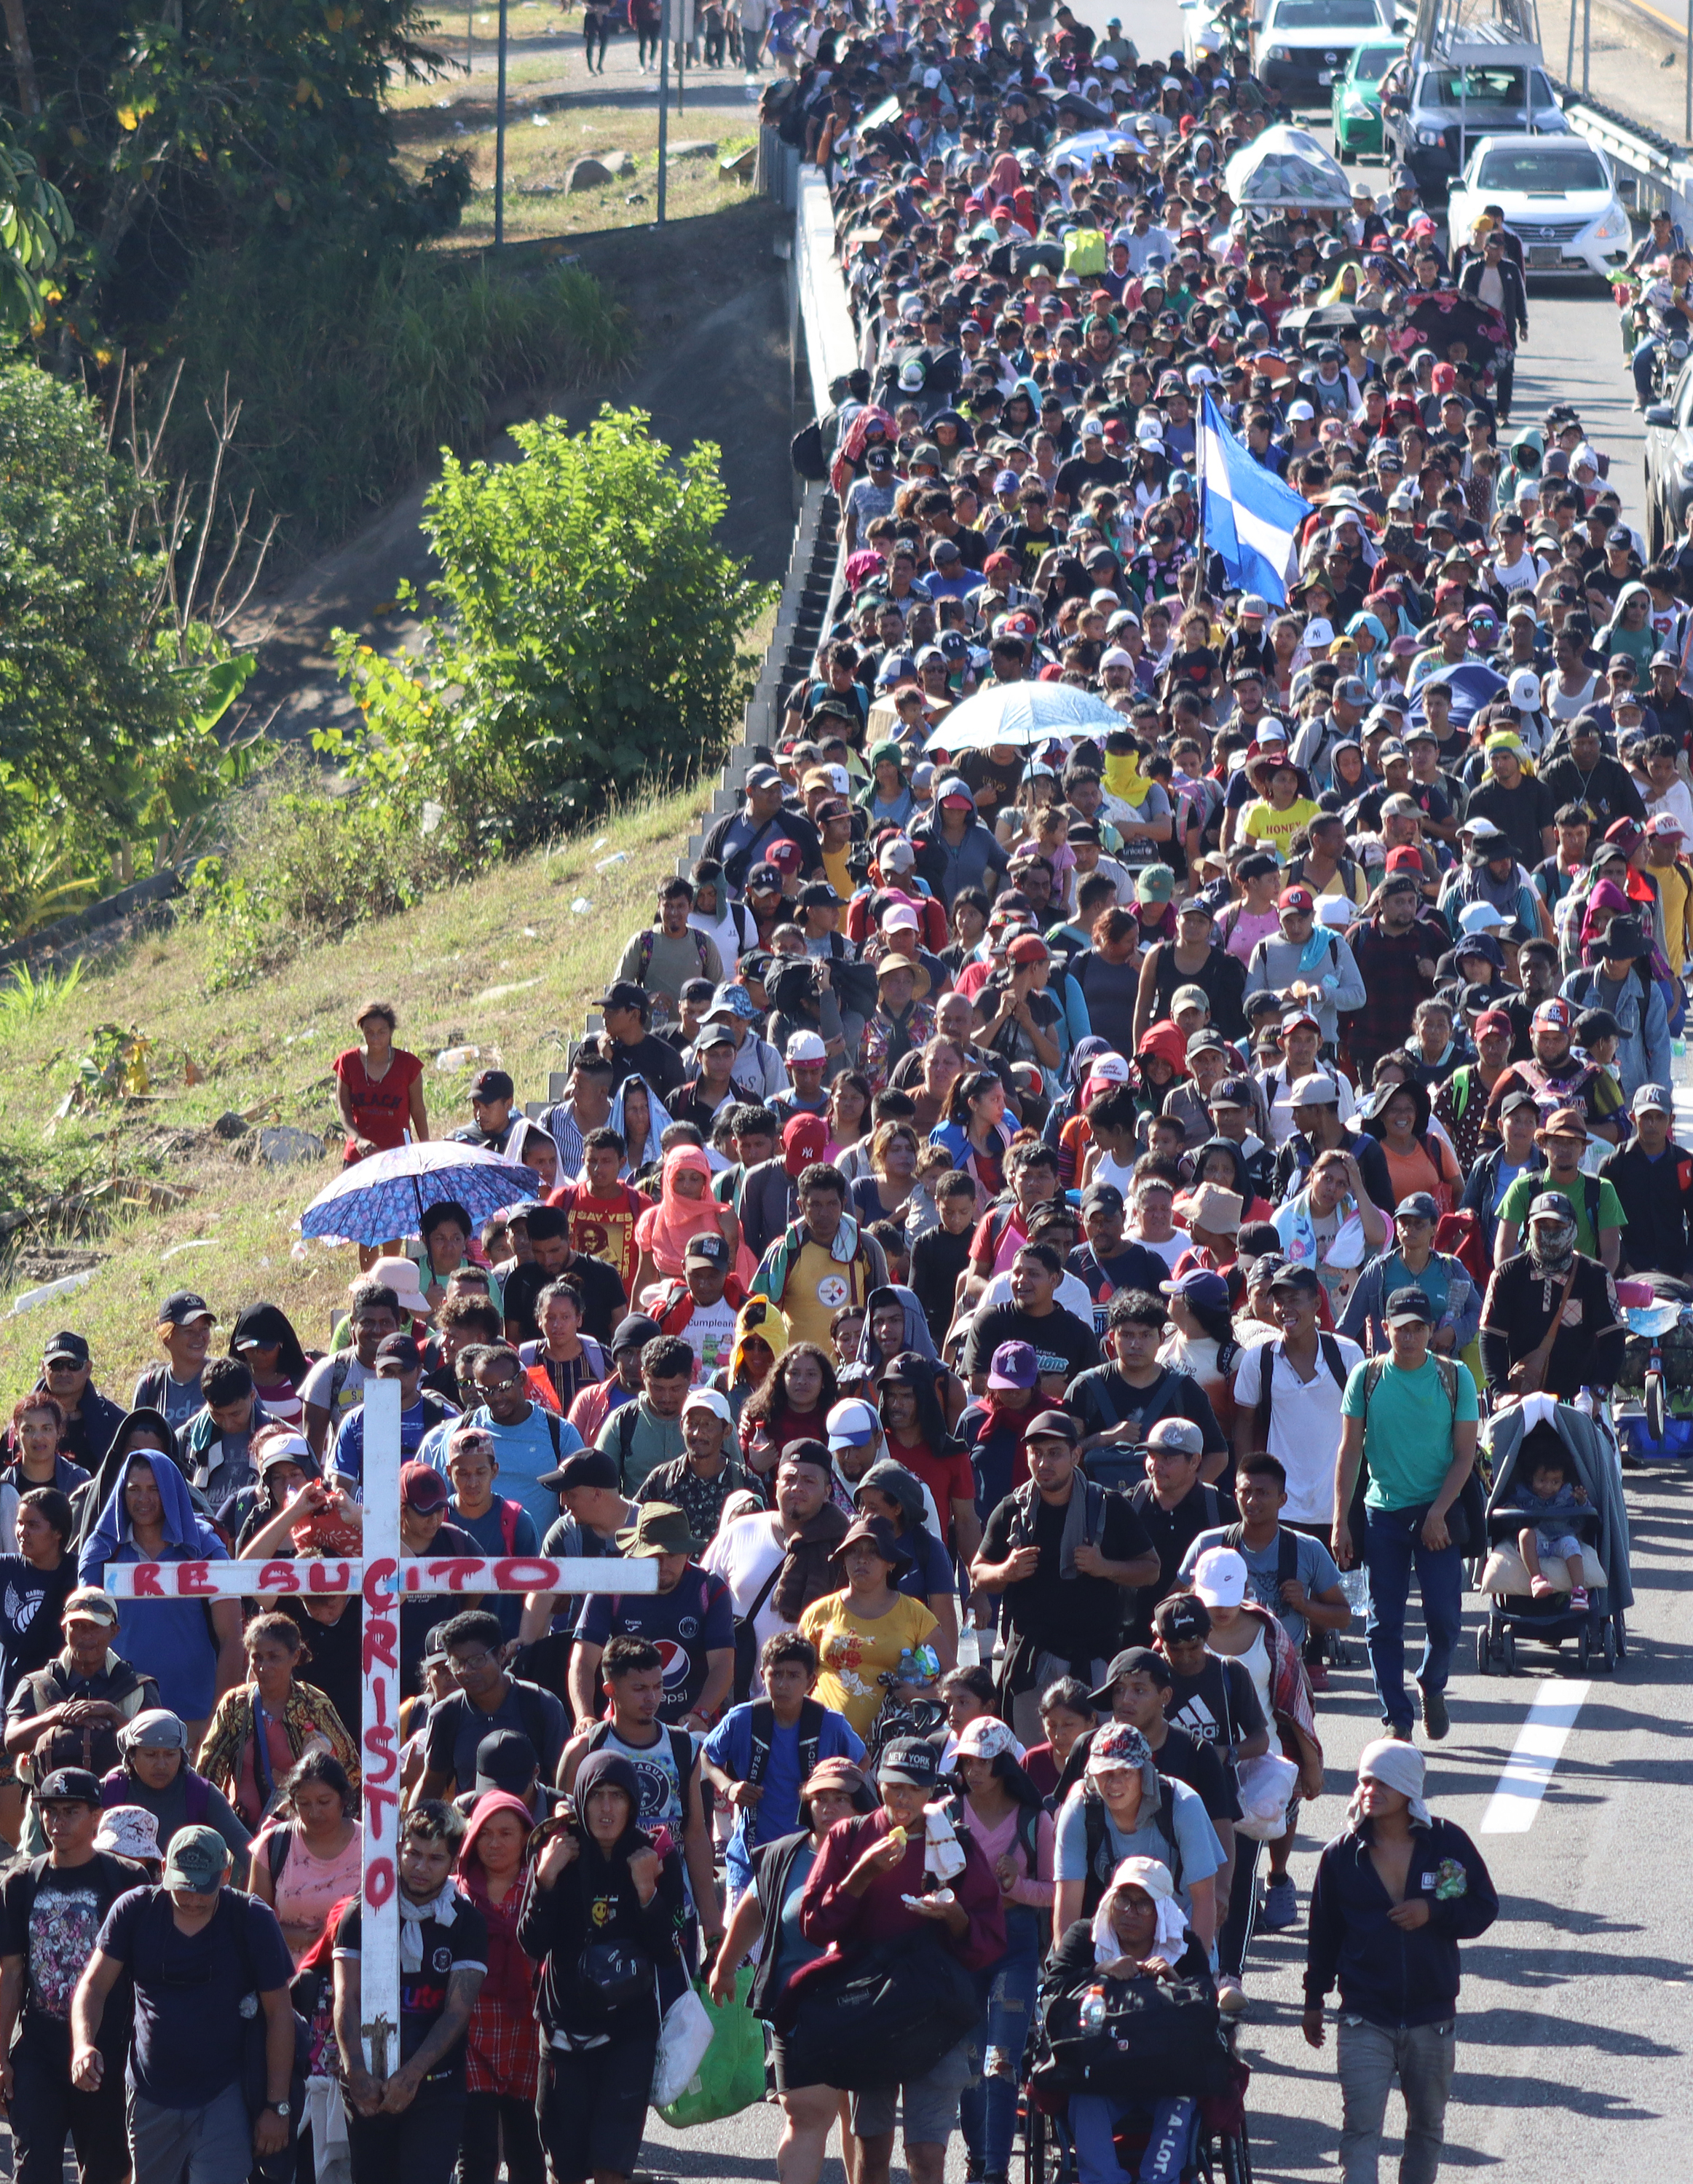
[1557,79,1693,221]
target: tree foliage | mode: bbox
[0,130,71,335]
[4,0,466,343]
[0,362,261,933]
[325,406,773,851]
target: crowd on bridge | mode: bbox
[4,4,1692,2184]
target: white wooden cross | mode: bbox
[103,1380,654,2076]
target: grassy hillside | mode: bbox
[0,781,713,1407]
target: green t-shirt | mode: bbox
[1496,1171,1624,1263]
[1341,1354,1480,1511]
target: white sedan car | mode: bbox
[1446,133,1633,280]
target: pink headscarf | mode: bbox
[1578,877,1631,961]
[639,1145,720,1275]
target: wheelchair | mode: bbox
[1019,2052,1253,2184]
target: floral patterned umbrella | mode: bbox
[299,1140,540,1246]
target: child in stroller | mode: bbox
[1510,1442,1591,1613]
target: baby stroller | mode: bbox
[1611,1274,1693,1461]
[1475,1398,1633,1676]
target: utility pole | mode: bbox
[1582,0,1591,95]
[1686,0,1691,141]
[658,0,670,223]
[494,0,508,245]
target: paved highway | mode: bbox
[633,22,1693,2184]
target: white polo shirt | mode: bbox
[1231,1332,1365,1526]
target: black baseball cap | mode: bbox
[36,1767,103,1805]
[1268,1262,1321,1294]
[1025,1409,1079,1446]
[42,1330,90,1366]
[538,1447,621,1494]
[159,1291,215,1328]
[1384,1285,1434,1326]
[597,981,648,1013]
[470,1068,515,1102]
[1089,1645,1171,1704]
[877,1736,942,1789]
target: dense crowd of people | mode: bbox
[8,5,1693,2184]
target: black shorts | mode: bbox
[540,2036,658,2180]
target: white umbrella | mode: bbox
[923,684,1124,753]
[1047,127,1138,172]
[1223,124,1354,213]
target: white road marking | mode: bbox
[1480,1682,1590,1834]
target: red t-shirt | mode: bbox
[332,1048,423,1160]
[887,1431,975,1516]
[551,1181,650,1288]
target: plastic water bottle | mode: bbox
[1078,1983,1108,2034]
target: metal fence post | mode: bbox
[658,0,670,222]
[494,0,508,245]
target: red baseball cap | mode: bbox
[1278,885,1315,914]
[1386,845,1424,874]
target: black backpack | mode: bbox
[747,1697,825,1792]
[792,419,829,480]
[1253,1334,1350,1438]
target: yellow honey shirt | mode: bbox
[1242,796,1322,863]
[798,1589,940,1737]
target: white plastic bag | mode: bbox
[651,1984,716,2107]
[1232,1751,1299,1841]
[1322,1213,1367,1271]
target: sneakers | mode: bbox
[1569,1584,1590,1612]
[1419,1684,1450,1741]
[1215,1974,1247,2014]
[1258,1875,1299,1931]
[1306,1658,1330,1693]
[1382,1717,1413,1741]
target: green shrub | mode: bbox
[160,241,634,555]
[190,755,446,992]
[324,405,771,851]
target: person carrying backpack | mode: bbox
[1231,1265,1363,1596]
[1333,1289,1480,1746]
[1050,1722,1225,1947]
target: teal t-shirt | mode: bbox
[1496,1171,1624,1262]
[1341,1354,1480,1511]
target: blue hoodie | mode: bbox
[79,1449,226,1725]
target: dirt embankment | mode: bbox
[234,196,796,744]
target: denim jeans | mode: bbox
[1363,1504,1464,1733]
[1070,2094,1196,2184]
[1335,2016,1455,2184]
[960,1905,1043,2174]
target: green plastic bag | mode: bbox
[657,1969,767,2128]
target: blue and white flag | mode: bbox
[1197,392,1309,606]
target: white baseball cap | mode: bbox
[681,1387,735,1425]
[1508,668,1542,709]
[1192,1546,1249,1607]
[786,1029,828,1064]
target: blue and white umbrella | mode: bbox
[299,1141,542,1247]
[924,683,1124,752]
[1047,127,1138,171]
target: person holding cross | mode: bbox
[331,1800,487,2184]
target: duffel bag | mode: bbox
[776,1930,984,2091]
[1039,1973,1234,2104]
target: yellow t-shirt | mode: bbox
[799,1590,940,1737]
[1654,855,1693,976]
[1243,796,1322,863]
[822,842,853,899]
[778,1238,859,1351]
